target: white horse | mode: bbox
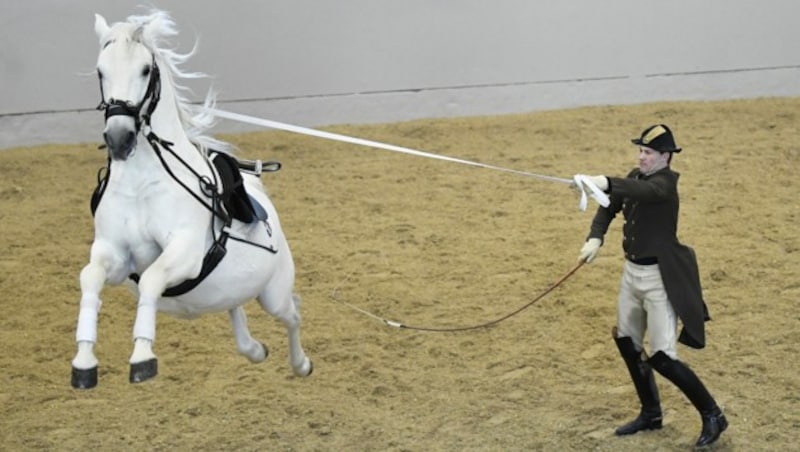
[71,10,312,389]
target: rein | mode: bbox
[330,260,584,332]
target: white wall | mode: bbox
[2,1,800,148]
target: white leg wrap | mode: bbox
[132,296,158,342]
[76,294,102,343]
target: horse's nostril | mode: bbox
[125,131,135,147]
[102,131,115,151]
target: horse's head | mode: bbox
[94,14,162,161]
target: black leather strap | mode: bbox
[628,256,658,265]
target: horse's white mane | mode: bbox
[120,9,230,154]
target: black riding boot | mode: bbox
[649,351,728,447]
[613,330,663,436]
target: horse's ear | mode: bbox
[94,14,110,43]
[132,26,145,43]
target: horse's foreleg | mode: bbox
[229,306,268,363]
[129,293,158,383]
[71,262,106,389]
[128,235,203,383]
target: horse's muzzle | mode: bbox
[103,119,137,160]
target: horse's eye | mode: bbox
[142,65,151,77]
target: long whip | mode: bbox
[329,261,585,332]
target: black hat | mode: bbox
[631,124,681,153]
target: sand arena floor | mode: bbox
[1,98,798,451]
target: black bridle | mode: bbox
[96,55,162,135]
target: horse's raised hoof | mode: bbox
[129,358,158,383]
[71,366,98,389]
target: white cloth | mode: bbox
[571,174,610,211]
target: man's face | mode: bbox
[638,146,670,174]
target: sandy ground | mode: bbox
[1,98,798,451]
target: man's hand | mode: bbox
[583,175,608,192]
[570,175,608,192]
[579,238,602,263]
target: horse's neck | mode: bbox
[139,79,207,172]
[149,80,194,150]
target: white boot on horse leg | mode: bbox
[129,295,159,383]
[229,306,268,363]
[259,291,313,377]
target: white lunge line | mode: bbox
[203,107,569,182]
[201,107,609,209]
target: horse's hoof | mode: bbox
[295,359,313,377]
[129,358,158,383]
[261,342,269,361]
[71,366,98,389]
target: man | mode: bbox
[575,124,727,447]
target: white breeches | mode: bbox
[616,260,679,360]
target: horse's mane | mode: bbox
[124,10,231,154]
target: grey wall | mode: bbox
[2,1,800,148]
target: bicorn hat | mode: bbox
[631,124,682,153]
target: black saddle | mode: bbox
[209,151,272,224]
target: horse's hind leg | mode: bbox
[258,287,313,377]
[229,306,268,363]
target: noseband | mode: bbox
[96,56,162,133]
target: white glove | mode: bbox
[583,175,608,192]
[570,175,608,192]
[579,238,602,263]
